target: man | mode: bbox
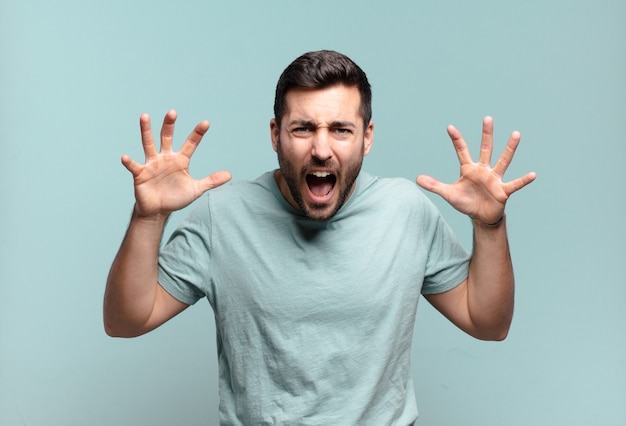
[104,50,536,424]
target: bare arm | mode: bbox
[417,117,536,340]
[425,217,513,340]
[104,110,231,337]
[104,211,187,337]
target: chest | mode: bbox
[210,213,428,328]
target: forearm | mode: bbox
[466,215,514,340]
[103,208,169,337]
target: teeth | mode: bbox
[311,171,331,178]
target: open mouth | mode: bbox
[306,171,337,198]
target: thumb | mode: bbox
[121,155,143,177]
[198,170,232,193]
[416,175,446,196]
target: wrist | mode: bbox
[131,205,171,225]
[472,214,505,228]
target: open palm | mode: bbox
[416,116,536,225]
[121,110,231,218]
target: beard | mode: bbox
[276,137,364,221]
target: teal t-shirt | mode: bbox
[158,171,470,425]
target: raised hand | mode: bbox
[121,110,232,218]
[416,116,536,226]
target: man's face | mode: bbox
[270,84,374,221]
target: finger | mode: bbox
[447,125,473,166]
[198,170,233,193]
[180,120,210,159]
[493,130,521,177]
[504,171,537,195]
[139,113,157,159]
[160,110,178,153]
[121,154,143,177]
[478,116,494,165]
[416,174,450,199]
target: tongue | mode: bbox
[307,175,334,196]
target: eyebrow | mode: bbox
[287,119,357,129]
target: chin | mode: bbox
[302,202,340,221]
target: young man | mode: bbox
[104,50,536,424]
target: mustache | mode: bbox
[303,158,337,172]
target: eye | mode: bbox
[290,127,314,137]
[331,127,353,139]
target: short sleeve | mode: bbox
[421,210,471,295]
[157,195,213,305]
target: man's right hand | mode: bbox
[121,109,232,219]
[104,110,231,338]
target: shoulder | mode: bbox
[196,171,289,221]
[331,172,442,229]
[203,172,275,204]
[356,172,434,209]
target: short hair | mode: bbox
[273,50,372,129]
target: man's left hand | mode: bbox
[416,116,536,225]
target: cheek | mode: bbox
[336,143,365,164]
[276,141,300,168]
[279,138,309,159]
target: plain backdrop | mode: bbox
[1,1,625,425]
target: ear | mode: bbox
[270,118,279,152]
[363,120,374,156]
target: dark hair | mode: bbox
[273,50,372,129]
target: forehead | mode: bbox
[283,84,363,125]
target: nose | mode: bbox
[311,129,333,161]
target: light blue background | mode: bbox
[1,1,624,425]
